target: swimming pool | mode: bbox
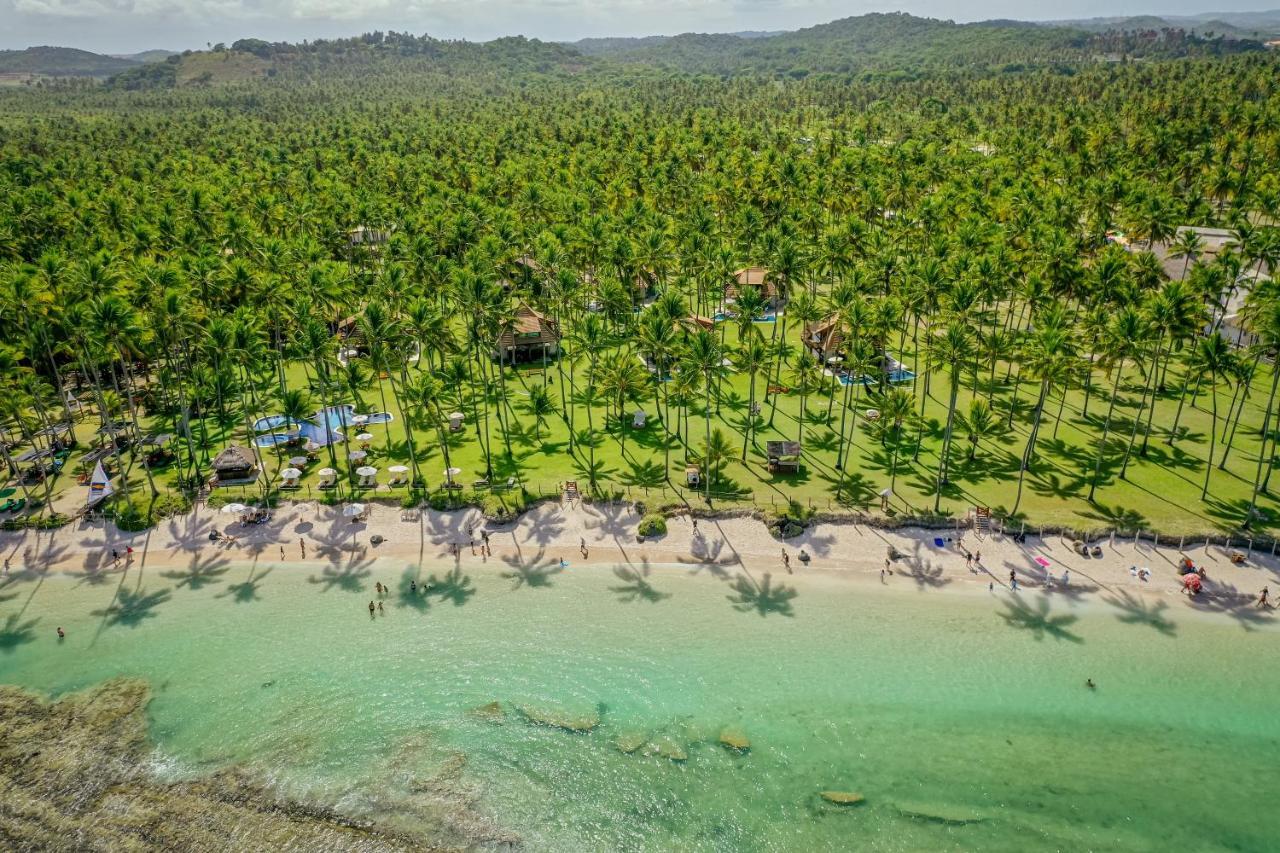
[835,368,917,387]
[252,406,393,447]
[712,311,778,323]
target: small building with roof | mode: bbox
[495,303,559,363]
[804,315,845,364]
[724,267,781,310]
[212,444,259,485]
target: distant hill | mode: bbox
[0,46,139,78]
[107,32,586,90]
[570,12,1266,76]
[113,50,177,64]
[1051,10,1280,38]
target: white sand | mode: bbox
[1,500,1276,620]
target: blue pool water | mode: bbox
[837,369,916,387]
[252,406,394,448]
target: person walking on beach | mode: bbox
[782,550,791,572]
[300,538,306,558]
[880,567,886,583]
[377,601,384,614]
[1259,587,1270,608]
[692,518,699,533]
[368,601,375,617]
[411,580,417,594]
[280,546,285,561]
[974,549,981,565]
[111,549,119,567]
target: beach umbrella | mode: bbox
[288,456,309,467]
[387,465,409,473]
[352,414,370,425]
[317,467,337,476]
[356,466,378,477]
[445,467,462,477]
[348,450,368,462]
[448,412,464,420]
[342,503,366,517]
[280,467,302,479]
[355,432,374,441]
[221,502,248,514]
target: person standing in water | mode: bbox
[368,601,375,617]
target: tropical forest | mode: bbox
[2,12,1280,539]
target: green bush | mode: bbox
[151,493,192,519]
[205,493,229,509]
[428,492,451,511]
[401,491,423,509]
[638,513,667,537]
[765,499,813,539]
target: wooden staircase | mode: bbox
[973,506,991,537]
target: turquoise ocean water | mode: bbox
[1,557,1278,851]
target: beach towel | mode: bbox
[1034,557,1051,568]
[933,537,945,547]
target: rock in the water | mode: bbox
[820,791,865,805]
[517,704,600,733]
[719,728,750,753]
[468,701,505,722]
[894,801,984,825]
[615,733,648,754]
[647,736,687,761]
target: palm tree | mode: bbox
[737,335,769,460]
[527,384,556,442]
[681,329,723,502]
[1012,307,1076,514]
[1087,307,1146,502]
[930,322,974,511]
[1189,332,1235,500]
[954,398,1000,462]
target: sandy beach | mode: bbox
[2,499,1276,623]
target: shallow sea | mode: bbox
[2,556,1277,851]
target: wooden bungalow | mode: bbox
[804,315,845,364]
[765,440,802,474]
[495,303,559,363]
[212,444,259,485]
[335,314,367,356]
[724,267,781,310]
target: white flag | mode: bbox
[87,460,113,506]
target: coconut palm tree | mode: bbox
[1087,307,1147,502]
[929,322,974,511]
[681,329,723,502]
[1189,332,1235,500]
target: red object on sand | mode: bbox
[1183,574,1202,592]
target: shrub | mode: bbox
[151,493,192,520]
[401,491,423,509]
[428,492,451,511]
[205,493,229,509]
[637,513,667,537]
[765,499,813,539]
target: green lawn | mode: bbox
[8,317,1278,540]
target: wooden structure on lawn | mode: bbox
[765,440,802,474]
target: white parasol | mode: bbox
[342,503,366,517]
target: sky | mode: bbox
[3,0,1278,55]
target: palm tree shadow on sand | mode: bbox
[998,596,1083,643]
[93,587,173,629]
[611,564,671,604]
[1103,589,1177,637]
[725,572,796,617]
[425,566,477,606]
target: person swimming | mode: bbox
[56,627,65,639]
[1086,679,1096,690]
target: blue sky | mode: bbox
[3,0,1277,55]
